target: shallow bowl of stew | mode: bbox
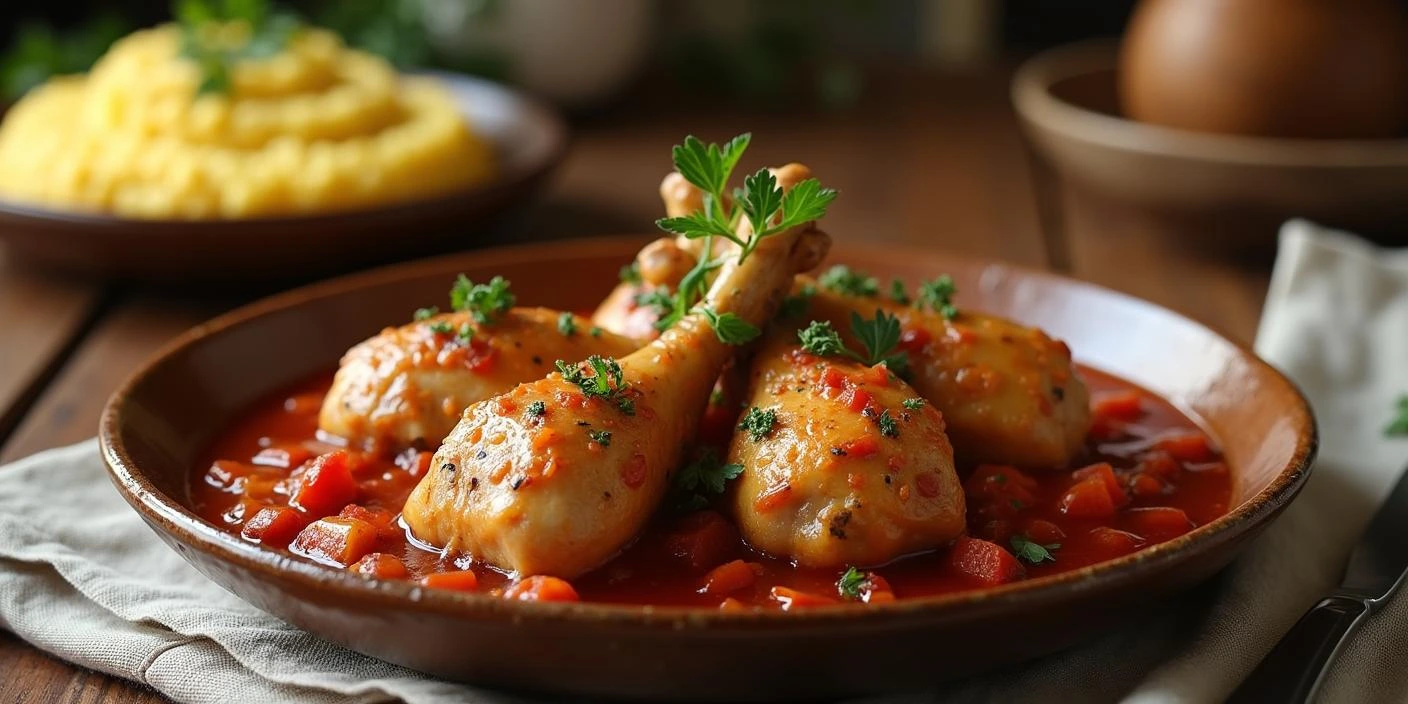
[99,236,1316,701]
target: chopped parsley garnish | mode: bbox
[916,275,958,320]
[837,566,868,600]
[673,448,744,509]
[902,398,925,410]
[1387,395,1408,437]
[888,279,910,305]
[557,312,578,336]
[450,275,515,325]
[619,261,642,285]
[701,306,761,345]
[586,429,612,446]
[176,0,301,96]
[778,283,816,319]
[413,306,439,321]
[875,409,899,438]
[1010,534,1059,564]
[797,320,850,357]
[656,134,836,266]
[556,356,635,415]
[738,406,777,441]
[456,322,474,342]
[818,265,879,298]
[526,400,546,418]
[427,320,453,335]
[589,326,603,338]
[797,311,908,375]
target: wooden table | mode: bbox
[0,68,1275,702]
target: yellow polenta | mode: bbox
[0,24,495,219]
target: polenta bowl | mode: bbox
[0,14,565,281]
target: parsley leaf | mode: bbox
[916,275,958,320]
[1388,395,1408,437]
[837,566,868,600]
[450,275,515,325]
[557,312,577,336]
[556,356,634,415]
[634,287,674,315]
[526,400,546,418]
[902,397,926,410]
[797,320,849,357]
[818,265,879,298]
[741,168,785,238]
[673,448,744,508]
[701,306,761,345]
[850,310,908,374]
[671,133,751,199]
[739,406,777,441]
[427,320,453,335]
[1010,534,1059,564]
[589,326,603,338]
[619,262,642,285]
[888,279,910,305]
[413,306,438,321]
[587,429,612,447]
[456,322,474,342]
[176,0,300,97]
[655,212,736,241]
[773,178,838,234]
[875,409,899,438]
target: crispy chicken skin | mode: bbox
[402,164,831,578]
[727,329,965,568]
[795,287,1091,468]
[318,308,637,450]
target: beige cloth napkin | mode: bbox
[1,220,1405,703]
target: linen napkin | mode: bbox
[1,219,1405,703]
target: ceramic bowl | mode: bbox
[99,237,1316,701]
[1013,42,1408,244]
[0,73,567,283]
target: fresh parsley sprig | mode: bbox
[796,310,909,375]
[701,306,760,345]
[738,406,777,441]
[818,265,879,298]
[556,356,635,415]
[673,448,744,510]
[1388,395,1408,437]
[916,275,959,320]
[1010,534,1059,564]
[175,0,300,96]
[450,275,515,325]
[837,566,870,600]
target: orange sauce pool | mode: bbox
[191,367,1230,608]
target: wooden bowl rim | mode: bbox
[0,72,568,230]
[99,235,1318,630]
[1012,41,1408,168]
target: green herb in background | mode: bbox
[1387,395,1408,437]
[175,0,302,95]
[0,14,130,103]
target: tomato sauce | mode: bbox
[191,367,1230,608]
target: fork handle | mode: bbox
[1228,595,1369,703]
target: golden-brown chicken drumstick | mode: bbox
[402,164,832,578]
[727,327,965,568]
[319,308,637,450]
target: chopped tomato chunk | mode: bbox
[240,506,305,546]
[1088,526,1145,557]
[291,516,379,567]
[665,511,740,572]
[337,504,401,540]
[1130,473,1166,498]
[1060,475,1118,519]
[1091,390,1143,421]
[1154,432,1214,463]
[1136,450,1181,480]
[421,570,481,591]
[1124,507,1194,541]
[839,435,879,458]
[289,452,358,517]
[771,586,837,610]
[965,465,1038,505]
[350,553,409,580]
[857,574,897,604]
[844,388,874,413]
[1024,518,1066,545]
[505,576,579,602]
[701,559,761,595]
[948,536,1024,587]
[1072,462,1127,507]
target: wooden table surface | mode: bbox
[0,68,1275,702]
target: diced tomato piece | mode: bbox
[718,597,747,612]
[1088,526,1145,558]
[350,553,409,580]
[421,570,481,591]
[771,586,837,610]
[948,536,1025,587]
[819,367,847,390]
[1091,390,1144,421]
[1154,432,1214,463]
[701,559,760,595]
[1124,507,1194,542]
[289,452,359,517]
[858,574,897,604]
[859,364,891,387]
[899,326,931,352]
[240,506,306,546]
[505,576,579,602]
[1130,473,1165,499]
[1060,475,1118,519]
[1072,462,1127,507]
[665,511,740,572]
[1136,450,1182,480]
[839,435,879,459]
[252,445,313,469]
[338,504,401,540]
[291,516,379,567]
[1025,518,1066,545]
[965,465,1038,505]
[977,519,1014,544]
[844,388,874,413]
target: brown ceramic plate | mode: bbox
[1013,42,1408,242]
[99,237,1316,701]
[0,73,567,283]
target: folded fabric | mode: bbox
[1,219,1404,703]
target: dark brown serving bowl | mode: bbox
[99,237,1316,701]
[0,73,567,283]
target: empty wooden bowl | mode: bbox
[0,73,567,283]
[99,237,1316,700]
[1013,42,1408,245]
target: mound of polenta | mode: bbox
[0,23,495,219]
